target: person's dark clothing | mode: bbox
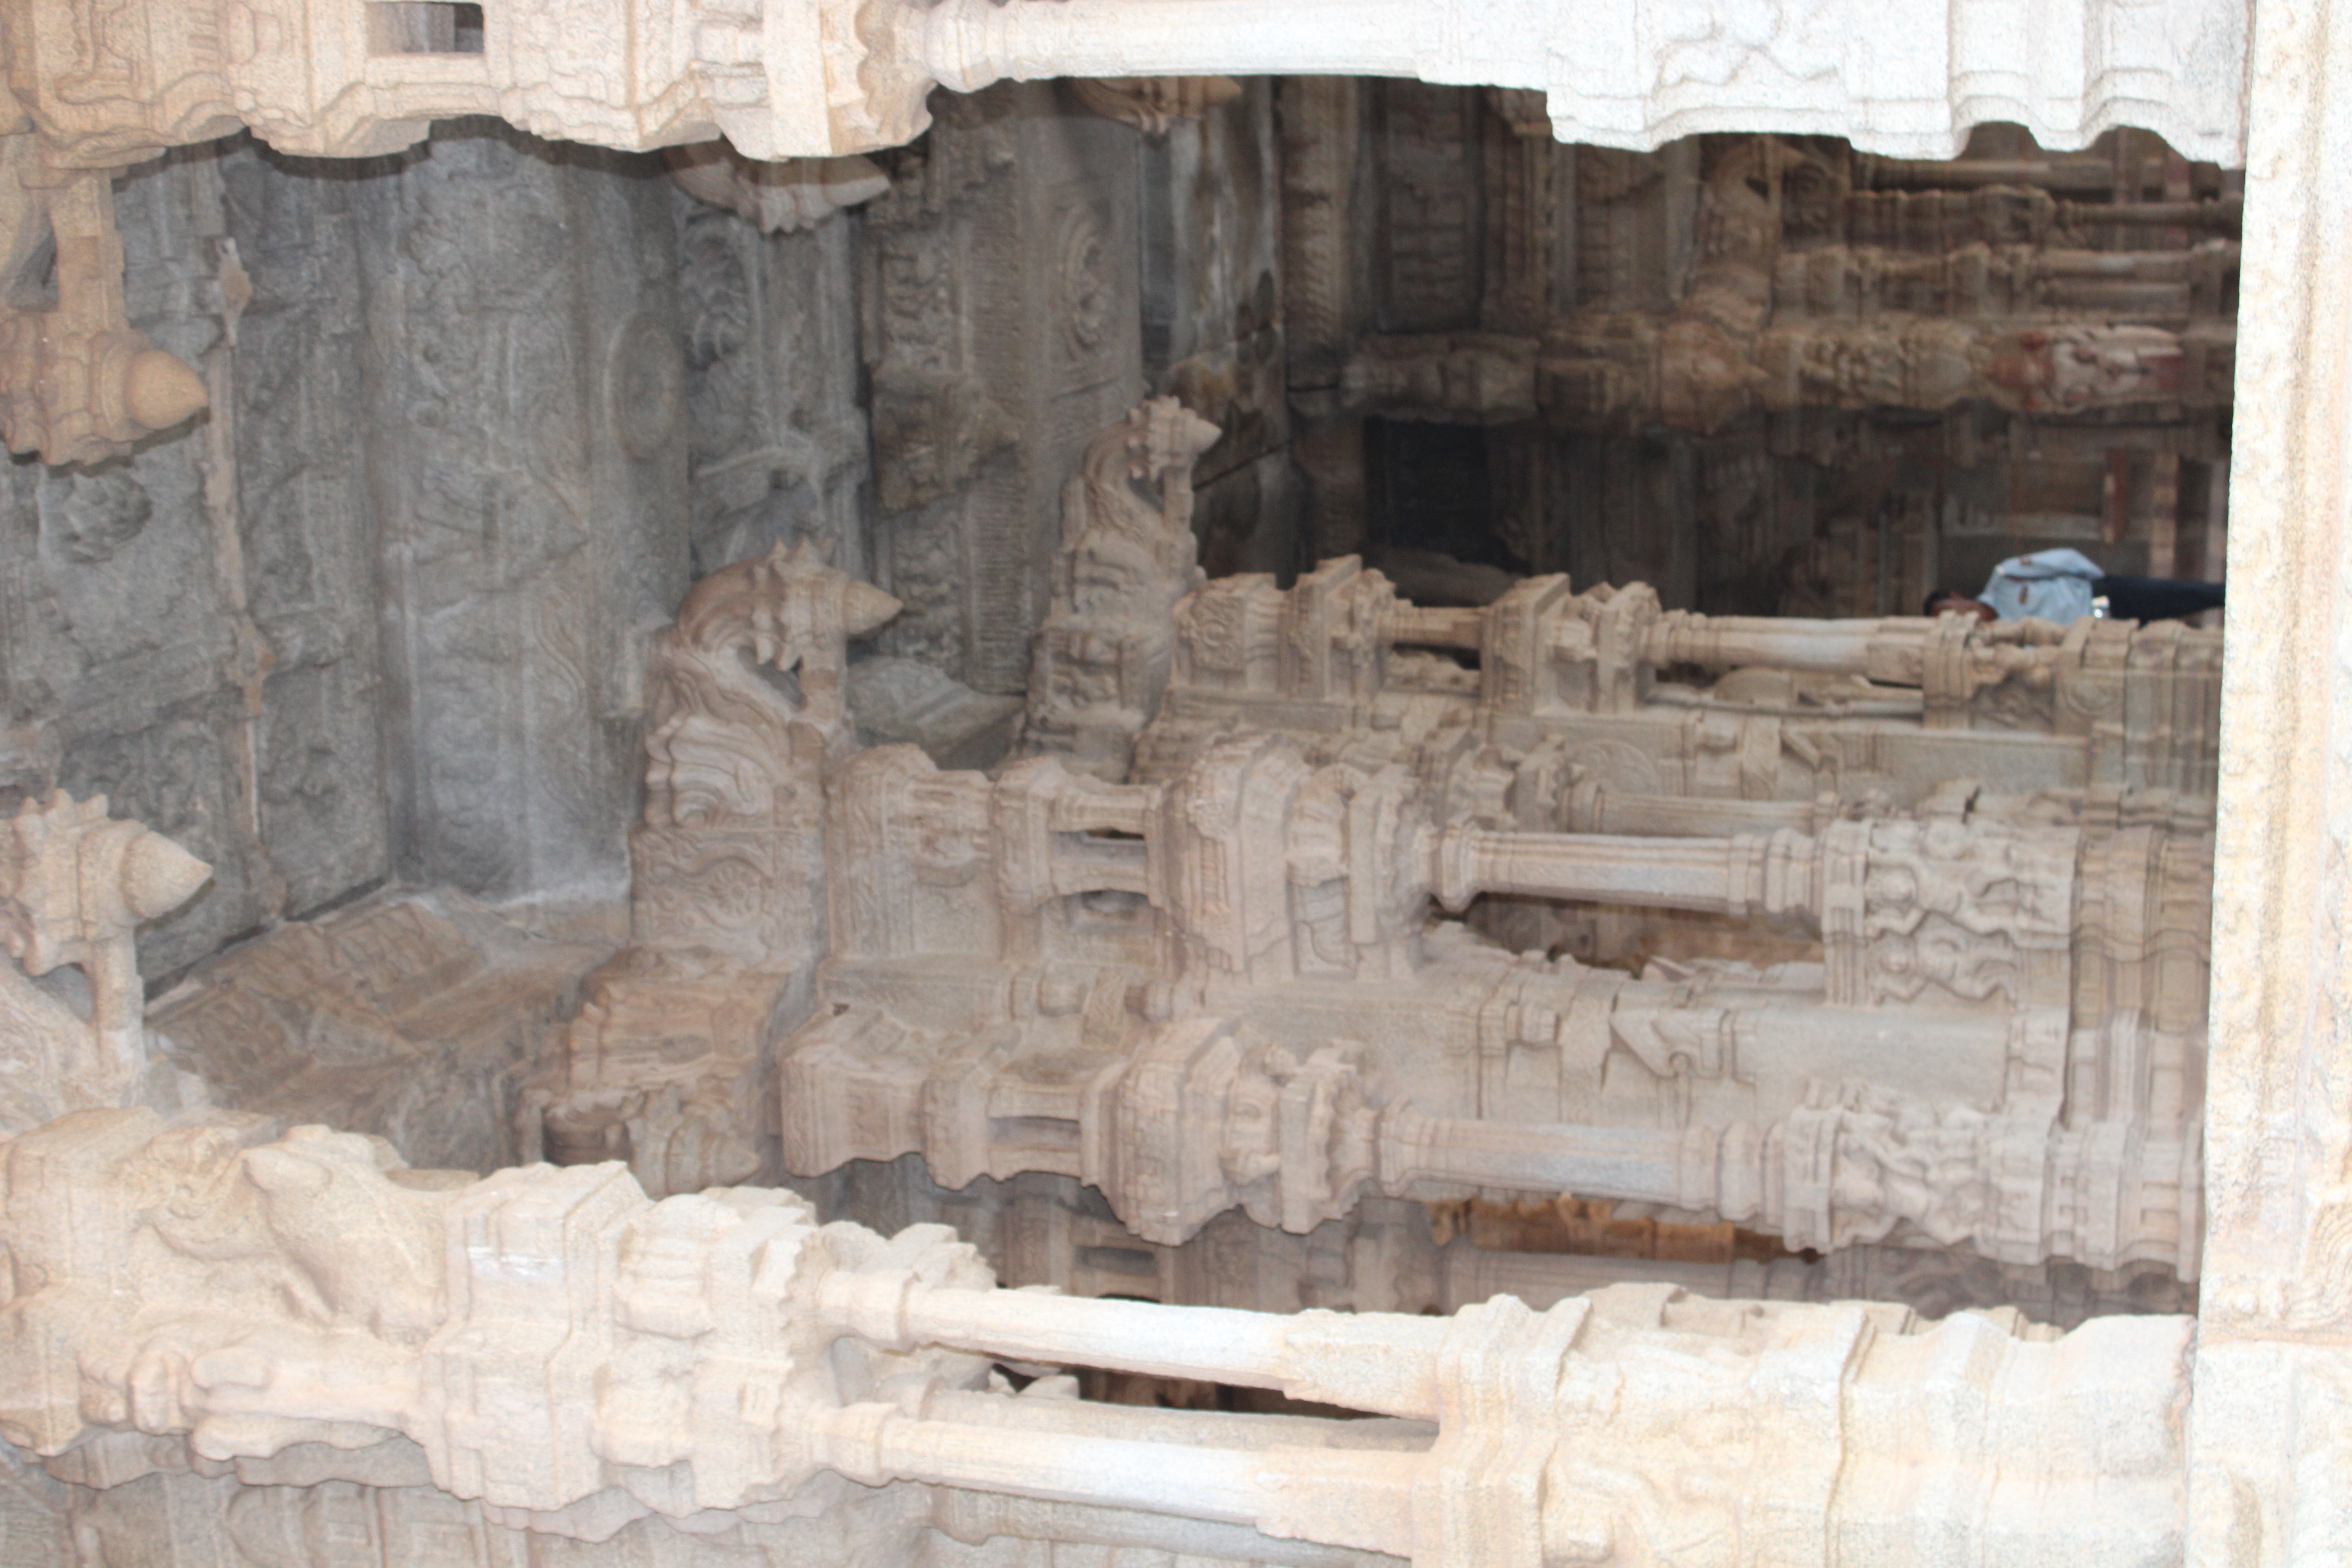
[2092,574,2226,624]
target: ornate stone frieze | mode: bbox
[477,411,2214,1285]
[1140,556,2224,813]
[0,1107,2193,1565]
[0,0,2250,176]
[0,0,2247,480]
[777,727,2201,1268]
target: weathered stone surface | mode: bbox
[1141,79,1294,579]
[0,150,289,982]
[0,1107,2193,1564]
[149,887,610,1172]
[4,121,883,983]
[219,141,399,930]
[353,122,692,905]
[864,83,1145,695]
[2186,0,2352,1559]
[675,181,872,583]
[849,656,1024,771]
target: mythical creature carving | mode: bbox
[534,543,900,1196]
[1020,397,1220,779]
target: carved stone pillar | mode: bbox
[0,1108,2194,1566]
[2184,0,2352,1555]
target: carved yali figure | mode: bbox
[533,544,901,1198]
[1022,397,1221,780]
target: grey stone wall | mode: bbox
[1144,78,1296,581]
[1,124,875,980]
[1,94,1305,984]
[675,182,871,586]
[346,124,691,906]
[863,83,1148,695]
[0,147,294,982]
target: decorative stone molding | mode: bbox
[532,543,900,1196]
[472,413,2211,1280]
[1142,557,2224,809]
[907,0,2246,162]
[0,1107,2193,1564]
[781,726,2202,1265]
[0,0,2251,171]
[0,0,2251,466]
[0,792,209,1133]
[0,149,209,464]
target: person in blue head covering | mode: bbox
[1924,547,2223,624]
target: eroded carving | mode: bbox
[665,143,892,234]
[0,1107,2194,1565]
[1020,396,1219,778]
[0,147,209,464]
[0,791,209,1132]
[532,543,900,1197]
[1068,78,1245,136]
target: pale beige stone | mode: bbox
[474,475,2207,1281]
[0,1107,2192,1565]
[0,0,2249,468]
[148,888,614,1174]
[819,1161,2191,1327]
[531,542,899,1197]
[0,0,2247,172]
[0,144,210,464]
[0,791,209,1134]
[2181,0,2352,1560]
[0,0,2339,1561]
[1019,395,1219,779]
[785,734,2203,1272]
[1140,559,2223,806]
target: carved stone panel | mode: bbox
[0,151,297,980]
[866,84,1145,696]
[674,185,872,583]
[150,888,609,1172]
[354,123,691,903]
